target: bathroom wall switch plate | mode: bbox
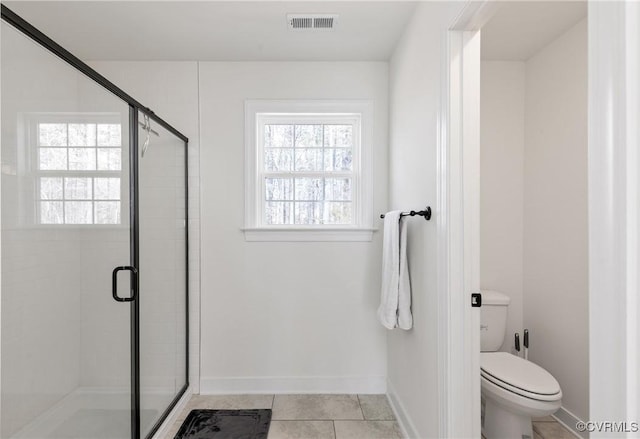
[471,293,482,307]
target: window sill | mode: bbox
[242,227,377,242]
[8,224,129,231]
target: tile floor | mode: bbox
[164,394,402,439]
[481,416,576,439]
[164,395,576,439]
[532,416,577,439]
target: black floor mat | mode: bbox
[174,409,272,439]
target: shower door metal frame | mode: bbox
[1,5,190,439]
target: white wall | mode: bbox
[480,61,525,354]
[523,19,589,422]
[197,61,388,393]
[386,3,466,437]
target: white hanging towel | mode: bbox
[377,211,413,330]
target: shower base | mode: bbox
[10,387,172,439]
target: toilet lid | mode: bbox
[481,352,561,399]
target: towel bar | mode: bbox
[380,206,431,221]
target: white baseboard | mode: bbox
[152,387,192,439]
[386,379,419,439]
[552,406,588,439]
[200,375,386,395]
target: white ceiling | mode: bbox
[481,1,587,61]
[3,1,418,61]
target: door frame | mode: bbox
[588,1,640,431]
[437,2,497,437]
[440,0,640,437]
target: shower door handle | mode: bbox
[112,266,138,302]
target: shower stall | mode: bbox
[1,6,188,439]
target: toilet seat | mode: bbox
[481,352,562,402]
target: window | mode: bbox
[262,118,355,225]
[34,117,123,225]
[245,101,373,241]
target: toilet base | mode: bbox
[482,397,534,439]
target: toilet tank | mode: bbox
[480,290,511,352]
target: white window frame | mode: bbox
[27,113,127,227]
[244,100,374,241]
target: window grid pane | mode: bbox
[40,177,63,200]
[324,125,353,148]
[264,148,293,172]
[68,123,97,146]
[97,124,122,146]
[294,125,322,148]
[39,148,68,170]
[97,148,122,171]
[64,177,93,200]
[68,148,97,170]
[40,201,64,224]
[264,125,293,148]
[95,201,121,224]
[39,123,67,146]
[64,201,93,224]
[265,201,293,225]
[94,178,121,200]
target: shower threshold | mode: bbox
[10,387,173,439]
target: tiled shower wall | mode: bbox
[1,231,83,436]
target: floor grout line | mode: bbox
[332,420,337,439]
[356,394,365,420]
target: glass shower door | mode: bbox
[2,6,189,438]
[1,20,134,439]
[137,112,188,437]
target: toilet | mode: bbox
[480,290,562,439]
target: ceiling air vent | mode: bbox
[287,14,338,31]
